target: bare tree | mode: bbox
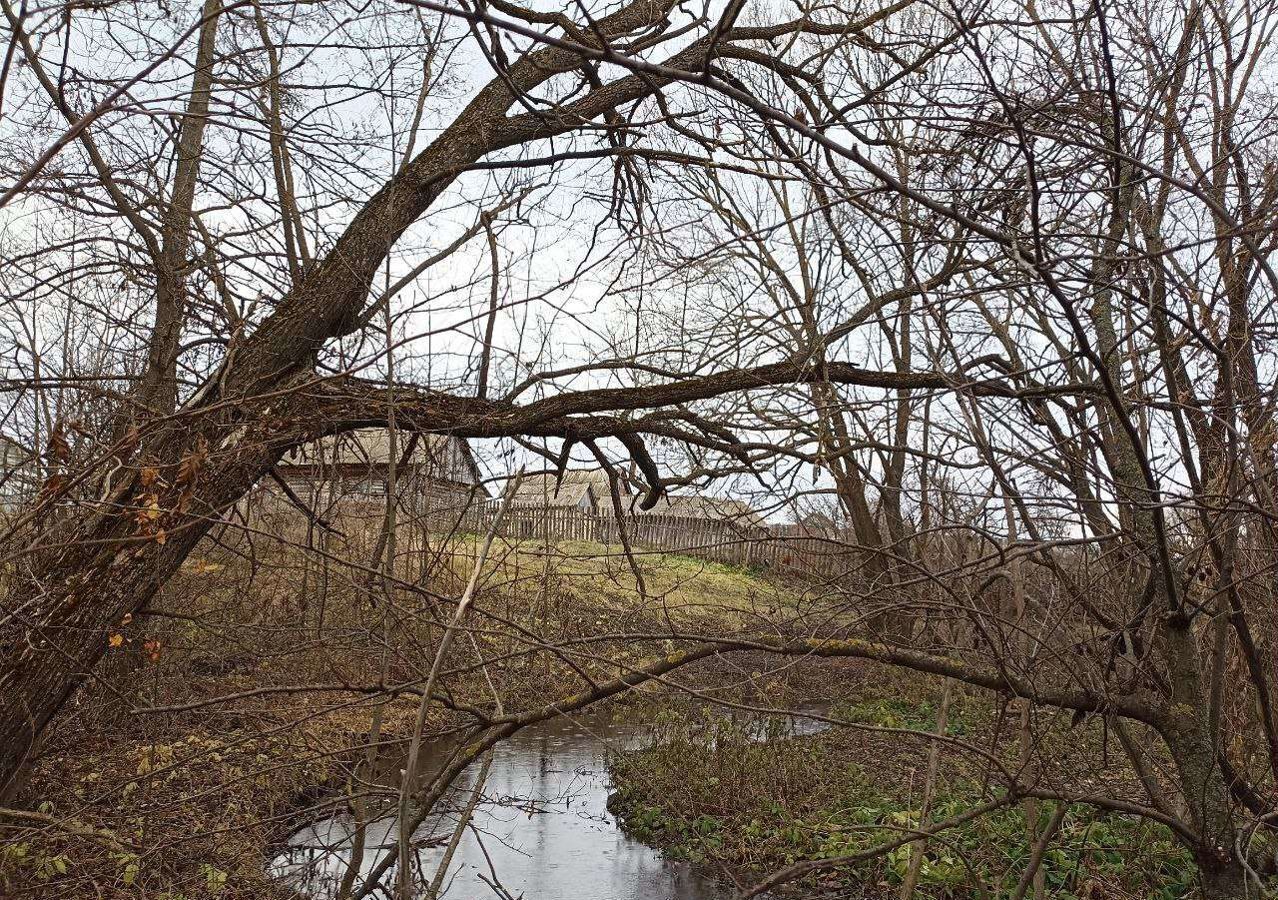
[1,0,1277,896]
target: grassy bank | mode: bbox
[3,525,1231,900]
[607,692,1200,899]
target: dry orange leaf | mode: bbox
[176,439,207,487]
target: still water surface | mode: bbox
[268,708,826,899]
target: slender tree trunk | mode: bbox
[899,678,952,899]
[1160,619,1247,899]
[138,0,223,417]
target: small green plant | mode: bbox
[1,843,70,883]
[113,851,141,886]
[840,697,972,736]
[198,862,228,894]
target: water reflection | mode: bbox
[268,707,827,899]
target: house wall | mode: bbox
[422,437,481,487]
[0,442,37,511]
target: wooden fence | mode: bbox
[462,501,857,580]
[247,487,859,581]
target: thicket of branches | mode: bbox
[2,0,1278,896]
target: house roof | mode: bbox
[281,429,483,487]
[636,494,767,527]
[506,468,635,503]
[525,468,629,492]
[507,474,597,508]
[499,471,764,524]
[797,511,837,532]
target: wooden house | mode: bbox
[271,429,485,517]
[506,468,633,512]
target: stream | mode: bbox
[267,706,828,900]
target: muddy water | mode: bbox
[268,707,827,900]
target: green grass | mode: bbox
[840,696,978,738]
[608,705,1200,899]
[445,533,791,626]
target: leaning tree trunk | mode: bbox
[0,414,290,798]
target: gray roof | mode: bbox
[506,468,634,502]
[797,511,837,532]
[508,474,597,508]
[523,469,628,492]
[281,429,482,486]
[500,471,764,524]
